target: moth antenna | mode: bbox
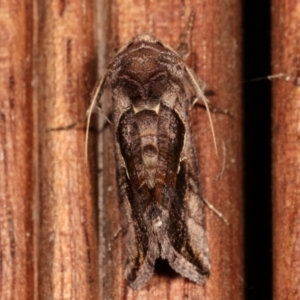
[181,9,195,45]
[177,9,196,57]
[85,73,107,165]
[185,67,218,157]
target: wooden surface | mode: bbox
[0,0,243,298]
[37,0,98,299]
[97,0,243,299]
[0,1,35,299]
[272,0,300,299]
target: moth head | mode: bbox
[109,33,185,111]
[118,69,169,110]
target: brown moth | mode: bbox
[87,33,211,289]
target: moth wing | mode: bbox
[116,165,160,289]
[114,105,160,289]
[163,128,211,285]
[159,75,211,285]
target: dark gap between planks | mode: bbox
[243,0,272,299]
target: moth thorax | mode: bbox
[152,216,162,233]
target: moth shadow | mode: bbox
[154,258,179,279]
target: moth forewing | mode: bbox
[88,33,212,289]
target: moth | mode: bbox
[87,32,212,289]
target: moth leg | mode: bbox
[46,115,87,132]
[185,65,233,117]
[202,197,229,225]
[192,97,234,118]
[45,112,110,132]
[95,105,112,124]
[112,227,123,241]
[183,63,233,118]
[176,9,195,58]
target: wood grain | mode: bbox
[0,1,35,299]
[96,0,243,299]
[37,0,98,299]
[272,0,300,298]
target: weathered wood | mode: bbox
[96,0,243,299]
[0,1,35,299]
[37,0,98,299]
[272,0,300,298]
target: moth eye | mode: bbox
[149,72,168,98]
[119,77,142,100]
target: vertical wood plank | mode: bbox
[272,0,300,298]
[37,0,98,298]
[192,0,243,299]
[0,1,35,299]
[96,0,243,299]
